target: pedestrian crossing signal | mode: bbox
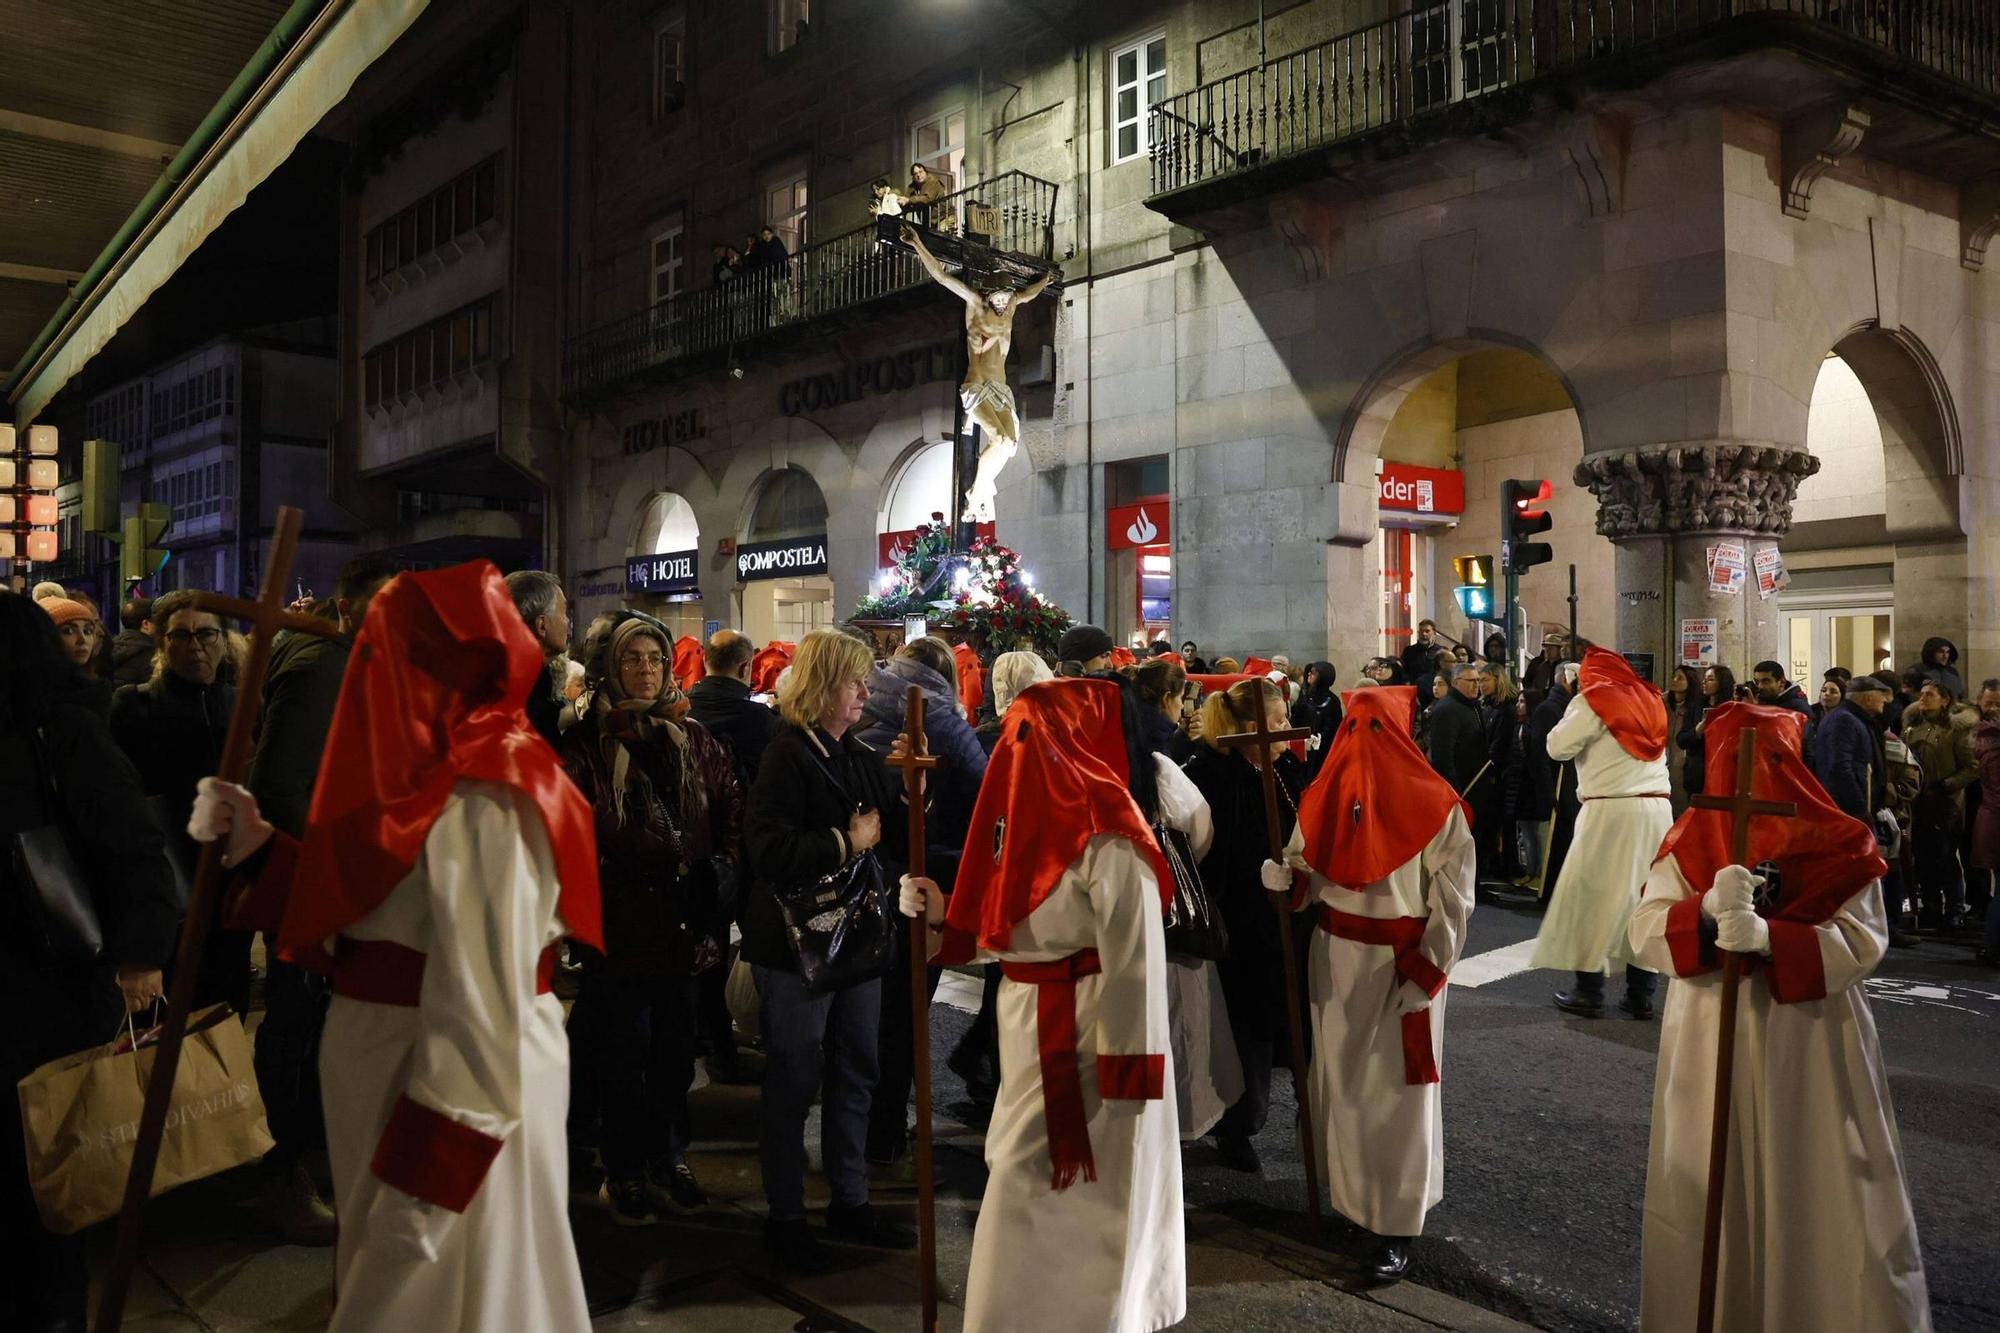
[1454,583,1494,620]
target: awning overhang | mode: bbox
[4,0,428,425]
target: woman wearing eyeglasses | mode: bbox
[107,589,245,1009]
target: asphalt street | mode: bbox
[1110,892,2000,1333]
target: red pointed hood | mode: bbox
[1581,646,1667,761]
[1298,686,1467,887]
[672,635,707,691]
[952,640,984,719]
[1655,702,1884,923]
[946,678,1171,950]
[278,562,602,962]
[751,641,794,694]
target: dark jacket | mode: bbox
[1483,693,1518,815]
[1519,685,1570,822]
[524,660,564,749]
[109,630,155,687]
[109,671,237,883]
[245,630,351,838]
[1427,689,1488,796]
[560,712,741,972]
[1813,699,1887,822]
[1679,697,1716,798]
[1400,642,1443,691]
[739,723,906,971]
[1522,651,1564,698]
[1182,744,1308,1047]
[1972,716,2000,871]
[1290,664,1343,782]
[687,675,781,789]
[854,656,987,892]
[1915,637,1965,701]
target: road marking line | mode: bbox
[936,970,983,1014]
[1452,938,1543,989]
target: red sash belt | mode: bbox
[332,938,561,1007]
[1000,948,1102,1191]
[1317,909,1443,1086]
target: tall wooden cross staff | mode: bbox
[1685,728,1796,1333]
[1216,691,1322,1232]
[96,506,337,1333]
[884,685,941,1333]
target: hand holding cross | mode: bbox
[1686,729,1798,1333]
[1215,693,1323,1231]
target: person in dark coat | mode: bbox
[1183,678,1310,1173]
[504,571,572,747]
[1290,660,1343,782]
[0,591,179,1333]
[1179,640,1211,674]
[1522,632,1569,697]
[1427,664,1489,797]
[1752,659,1817,770]
[741,630,914,1271]
[1480,669,1521,882]
[850,637,987,1165]
[1913,636,1965,701]
[1399,619,1444,689]
[560,619,741,1224]
[1813,676,1891,821]
[108,590,237,1007]
[109,594,156,687]
[1525,664,1582,901]
[1972,682,2000,966]
[1678,663,1736,800]
[687,630,782,789]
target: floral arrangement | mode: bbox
[853,517,1072,656]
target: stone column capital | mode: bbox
[1572,443,1821,539]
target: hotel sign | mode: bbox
[736,534,829,581]
[626,549,700,593]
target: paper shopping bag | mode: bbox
[17,1003,274,1234]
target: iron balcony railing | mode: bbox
[565,170,1060,401]
[1148,0,2000,195]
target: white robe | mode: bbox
[1532,690,1673,973]
[1155,754,1243,1140]
[1292,807,1476,1238]
[959,834,1185,1333]
[1628,856,1930,1332]
[317,780,589,1332]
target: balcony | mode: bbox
[1147,0,2000,211]
[566,171,1060,403]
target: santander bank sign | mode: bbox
[1378,462,1466,516]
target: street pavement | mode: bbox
[88,897,1998,1331]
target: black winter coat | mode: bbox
[1813,700,1886,821]
[1678,697,1715,797]
[853,657,987,893]
[1291,672,1343,782]
[739,724,907,972]
[1427,690,1487,795]
[109,630,154,687]
[245,630,351,838]
[687,675,782,790]
[109,672,236,883]
[1518,687,1569,822]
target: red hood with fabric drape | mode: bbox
[672,635,706,691]
[277,561,602,964]
[750,641,794,695]
[1299,686,1467,887]
[1580,645,1668,761]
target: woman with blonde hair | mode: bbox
[740,629,914,1270]
[1182,677,1309,1172]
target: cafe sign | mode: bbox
[736,534,829,581]
[626,549,700,594]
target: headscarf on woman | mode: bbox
[595,619,700,829]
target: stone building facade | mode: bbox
[561,0,2000,684]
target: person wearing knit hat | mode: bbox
[42,597,101,668]
[30,580,65,603]
[1057,624,1115,675]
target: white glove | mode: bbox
[1260,859,1292,893]
[1702,864,1761,920]
[1392,978,1432,1016]
[187,777,274,867]
[1715,907,1771,956]
[364,1185,453,1263]
[898,874,944,925]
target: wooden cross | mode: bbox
[883,685,941,1333]
[1686,727,1797,1333]
[1215,686,1323,1233]
[97,507,336,1333]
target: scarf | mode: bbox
[598,620,699,829]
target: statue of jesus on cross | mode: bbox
[902,223,1054,523]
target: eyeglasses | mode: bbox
[165,627,222,647]
[619,652,667,670]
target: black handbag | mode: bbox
[1156,822,1228,961]
[772,744,895,993]
[8,725,105,963]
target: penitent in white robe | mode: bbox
[316,780,589,1332]
[1532,690,1673,974]
[1290,807,1476,1238]
[959,834,1185,1333]
[1628,857,1930,1332]
[1155,754,1243,1140]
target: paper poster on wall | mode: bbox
[1753,546,1785,599]
[1707,540,1746,595]
[1680,618,1718,665]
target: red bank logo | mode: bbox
[1125,506,1159,544]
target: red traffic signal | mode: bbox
[1501,478,1555,574]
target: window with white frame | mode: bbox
[771,0,810,54]
[650,223,685,304]
[653,10,687,118]
[1110,33,1167,165]
[909,107,966,194]
[765,166,808,256]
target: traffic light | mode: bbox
[120,502,172,584]
[1451,554,1494,620]
[1501,478,1554,574]
[83,439,120,533]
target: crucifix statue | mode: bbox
[902,223,1053,524]
[1685,729,1797,1333]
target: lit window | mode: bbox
[908,108,966,194]
[771,0,810,54]
[765,167,808,256]
[1110,33,1167,165]
[651,223,685,304]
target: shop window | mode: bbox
[1110,32,1166,164]
[771,0,810,54]
[653,10,687,118]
